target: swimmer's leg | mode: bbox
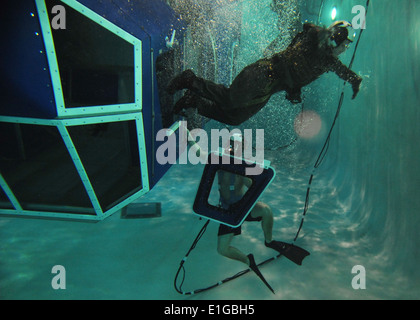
[217,232,249,265]
[167,69,230,106]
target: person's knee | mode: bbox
[266,205,273,218]
[217,237,229,256]
[260,203,273,219]
[217,244,228,257]
[217,246,224,256]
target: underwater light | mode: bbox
[331,7,337,20]
[294,110,322,139]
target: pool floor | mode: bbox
[1,154,417,300]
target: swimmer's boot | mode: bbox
[247,254,275,294]
[265,240,310,266]
[167,69,197,94]
[285,87,302,104]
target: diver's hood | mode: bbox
[328,20,355,47]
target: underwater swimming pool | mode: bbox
[1,0,419,300]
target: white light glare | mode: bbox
[331,7,337,20]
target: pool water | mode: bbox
[1,0,420,300]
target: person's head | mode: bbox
[328,20,354,56]
[227,133,243,156]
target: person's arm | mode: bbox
[219,172,231,202]
[243,176,253,188]
[330,58,362,99]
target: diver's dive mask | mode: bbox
[328,20,355,48]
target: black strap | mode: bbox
[293,0,370,243]
[174,219,282,295]
[174,219,210,295]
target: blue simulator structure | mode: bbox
[0,0,185,220]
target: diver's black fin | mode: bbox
[265,241,310,266]
[247,254,275,294]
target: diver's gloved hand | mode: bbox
[351,76,362,99]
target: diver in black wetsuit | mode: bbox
[167,21,363,126]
